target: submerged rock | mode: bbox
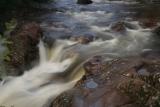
[85,79,98,89]
[7,22,42,75]
[70,35,94,44]
[110,21,126,33]
[51,52,160,107]
[110,21,139,33]
[153,26,160,36]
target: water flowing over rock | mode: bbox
[70,35,94,44]
[51,52,160,107]
[1,0,160,106]
[139,19,158,28]
[110,21,127,33]
[0,40,83,107]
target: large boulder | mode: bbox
[139,19,158,28]
[77,0,93,5]
[6,22,42,76]
[51,52,160,107]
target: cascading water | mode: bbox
[0,0,159,106]
[0,26,153,107]
[0,40,84,107]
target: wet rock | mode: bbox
[77,0,93,5]
[124,21,139,30]
[139,19,158,28]
[51,91,73,107]
[153,26,160,36]
[141,50,160,59]
[7,22,42,76]
[137,68,150,76]
[85,79,98,89]
[110,21,139,33]
[83,56,104,75]
[70,35,94,44]
[51,54,160,107]
[110,21,126,33]
[42,36,55,48]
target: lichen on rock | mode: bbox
[51,52,160,107]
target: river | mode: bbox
[0,0,160,107]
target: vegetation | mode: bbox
[0,0,52,34]
[0,19,16,77]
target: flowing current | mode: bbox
[0,28,154,107]
[0,40,85,107]
[0,0,160,107]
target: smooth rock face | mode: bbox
[51,52,160,107]
[77,0,93,5]
[7,22,42,75]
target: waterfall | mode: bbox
[0,26,153,107]
[0,40,83,107]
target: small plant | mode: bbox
[5,19,17,34]
[0,19,16,77]
[0,35,12,76]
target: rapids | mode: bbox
[0,28,153,107]
[0,40,83,107]
[0,0,160,107]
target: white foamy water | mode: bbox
[0,40,83,107]
[67,25,152,57]
[0,0,157,106]
[0,26,153,107]
[71,11,113,24]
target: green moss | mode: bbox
[5,19,17,32]
[0,19,16,77]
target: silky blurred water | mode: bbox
[0,0,160,106]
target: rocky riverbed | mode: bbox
[52,52,160,107]
[0,0,160,107]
